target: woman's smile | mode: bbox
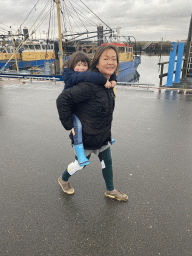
[96,49,117,78]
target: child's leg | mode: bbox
[72,114,90,166]
[72,114,83,145]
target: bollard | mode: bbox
[166,42,177,86]
[174,42,185,83]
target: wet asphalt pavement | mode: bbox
[0,79,192,256]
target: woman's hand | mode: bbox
[71,128,75,136]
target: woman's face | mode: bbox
[96,49,117,78]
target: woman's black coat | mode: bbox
[56,80,115,150]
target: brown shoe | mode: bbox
[105,189,128,202]
[58,176,74,195]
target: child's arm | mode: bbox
[65,68,117,89]
[63,68,78,90]
[109,73,117,82]
[76,71,118,90]
[63,68,108,88]
[71,70,107,86]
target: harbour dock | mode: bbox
[157,76,192,91]
[0,79,192,256]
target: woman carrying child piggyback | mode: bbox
[61,51,116,167]
[57,45,128,202]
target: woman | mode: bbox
[56,45,128,202]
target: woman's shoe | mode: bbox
[105,189,128,201]
[58,176,74,194]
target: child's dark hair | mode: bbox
[67,51,91,70]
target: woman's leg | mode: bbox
[62,155,90,181]
[58,155,91,194]
[72,114,90,166]
[98,147,114,191]
[98,147,128,201]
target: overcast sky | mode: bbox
[0,0,192,42]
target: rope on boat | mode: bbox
[0,0,55,72]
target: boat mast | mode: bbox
[13,42,19,72]
[56,0,64,72]
[11,37,19,72]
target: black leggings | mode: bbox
[62,147,114,191]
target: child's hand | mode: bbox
[104,80,112,89]
[110,81,117,88]
[71,128,75,136]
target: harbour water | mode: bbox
[136,54,169,86]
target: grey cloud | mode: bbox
[0,0,192,41]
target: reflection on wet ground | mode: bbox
[0,80,192,256]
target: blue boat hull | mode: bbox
[117,56,140,82]
[0,59,54,69]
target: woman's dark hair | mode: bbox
[91,45,119,71]
[66,51,91,70]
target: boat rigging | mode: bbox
[0,0,140,83]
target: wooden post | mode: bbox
[158,61,169,87]
[159,63,164,87]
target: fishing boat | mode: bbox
[0,44,20,63]
[0,40,55,69]
[0,0,140,82]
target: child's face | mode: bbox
[74,61,88,72]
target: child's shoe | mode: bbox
[110,139,115,145]
[74,144,90,166]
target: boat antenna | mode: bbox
[79,0,112,30]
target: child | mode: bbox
[62,51,116,166]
